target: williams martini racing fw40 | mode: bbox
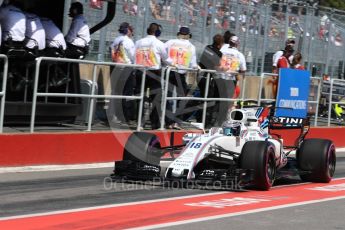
[112,107,336,190]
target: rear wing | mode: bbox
[268,116,310,130]
[268,114,310,149]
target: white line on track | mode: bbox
[127,195,345,230]
[2,176,340,222]
[0,192,229,221]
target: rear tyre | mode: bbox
[240,141,276,190]
[123,132,162,165]
[297,139,336,183]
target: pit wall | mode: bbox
[0,128,344,167]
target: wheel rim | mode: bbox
[149,139,161,156]
[266,154,275,184]
[328,150,336,177]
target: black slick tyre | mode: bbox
[123,132,161,165]
[297,139,336,183]
[240,141,276,190]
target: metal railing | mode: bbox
[0,56,330,133]
[309,77,322,126]
[160,69,322,130]
[0,55,8,133]
[30,57,147,133]
[327,78,345,126]
[160,66,244,129]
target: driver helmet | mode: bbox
[222,120,241,136]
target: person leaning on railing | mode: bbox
[218,35,246,122]
[108,22,136,126]
[38,16,69,89]
[11,12,47,92]
[164,26,198,130]
[0,0,26,54]
[23,12,46,57]
[197,33,224,127]
[134,22,168,130]
[0,0,27,93]
[41,17,67,58]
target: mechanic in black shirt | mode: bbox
[199,34,223,70]
[197,34,224,127]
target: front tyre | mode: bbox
[123,132,162,165]
[240,141,276,190]
[112,132,162,179]
[297,139,336,183]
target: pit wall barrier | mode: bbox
[1,127,345,167]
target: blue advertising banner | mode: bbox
[275,68,311,118]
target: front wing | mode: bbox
[111,160,255,189]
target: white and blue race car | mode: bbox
[112,107,336,190]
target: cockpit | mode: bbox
[222,120,242,136]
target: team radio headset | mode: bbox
[147,23,162,37]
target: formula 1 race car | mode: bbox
[111,107,336,190]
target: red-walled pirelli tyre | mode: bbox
[240,141,276,190]
[123,132,161,165]
[297,139,336,183]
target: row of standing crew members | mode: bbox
[110,23,198,129]
[0,1,90,59]
[109,22,246,129]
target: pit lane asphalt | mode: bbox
[156,199,345,230]
[1,153,345,223]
